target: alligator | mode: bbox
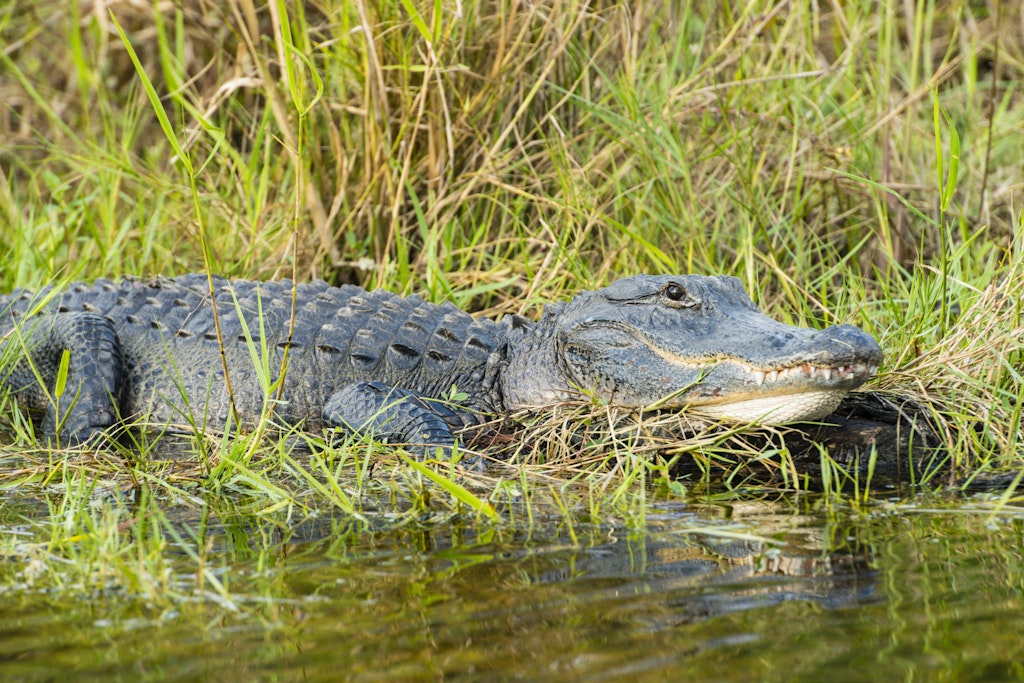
[0,273,883,451]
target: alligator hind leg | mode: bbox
[323,381,463,455]
[3,312,125,446]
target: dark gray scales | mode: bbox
[0,273,885,453]
[0,275,506,449]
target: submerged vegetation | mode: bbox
[1,0,1023,644]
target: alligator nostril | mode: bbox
[821,325,884,363]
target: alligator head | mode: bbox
[501,275,883,423]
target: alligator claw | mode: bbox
[323,381,461,456]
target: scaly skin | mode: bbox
[0,273,883,449]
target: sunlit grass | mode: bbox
[1,0,1023,605]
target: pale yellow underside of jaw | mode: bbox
[686,389,848,424]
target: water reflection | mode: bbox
[526,519,879,623]
[4,490,1024,682]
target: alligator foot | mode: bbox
[3,312,126,448]
[323,381,464,458]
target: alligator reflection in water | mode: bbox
[528,522,878,625]
[178,497,879,628]
[158,493,880,630]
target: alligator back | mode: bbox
[0,275,505,434]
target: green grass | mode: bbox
[1,0,1023,602]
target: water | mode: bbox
[3,480,1024,683]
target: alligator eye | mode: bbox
[662,283,699,308]
[665,284,686,301]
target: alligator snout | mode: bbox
[818,324,885,365]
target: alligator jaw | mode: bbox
[669,359,880,423]
[686,390,850,423]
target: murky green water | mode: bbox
[3,484,1024,682]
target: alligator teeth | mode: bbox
[748,362,878,386]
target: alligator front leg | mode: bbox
[322,381,467,455]
[2,312,125,446]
